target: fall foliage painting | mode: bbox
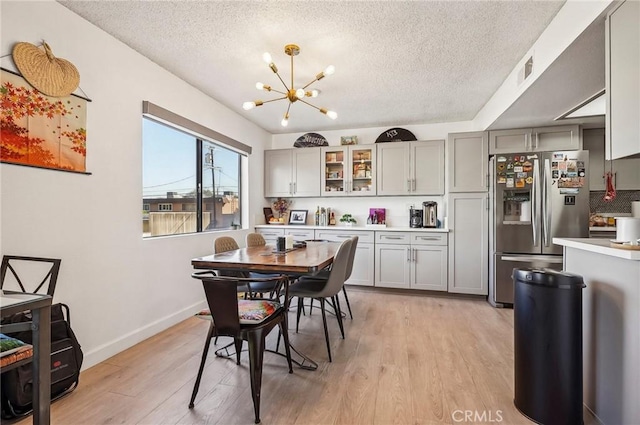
[1,69,87,172]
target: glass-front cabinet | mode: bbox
[321,146,376,196]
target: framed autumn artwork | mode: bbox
[1,68,89,173]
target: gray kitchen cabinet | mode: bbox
[255,227,284,245]
[447,193,488,295]
[606,0,640,160]
[447,131,488,193]
[315,230,375,286]
[489,125,581,154]
[264,148,320,198]
[285,228,315,242]
[375,232,447,291]
[377,140,445,196]
[321,145,376,196]
[584,128,640,190]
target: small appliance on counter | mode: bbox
[422,202,438,228]
[409,208,423,228]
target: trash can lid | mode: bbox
[512,268,586,289]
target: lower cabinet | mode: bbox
[315,230,375,286]
[447,193,488,295]
[375,232,448,291]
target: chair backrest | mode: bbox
[345,236,359,281]
[214,236,239,253]
[0,256,61,296]
[246,233,266,248]
[316,238,353,298]
[191,271,289,336]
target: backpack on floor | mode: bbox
[1,302,83,419]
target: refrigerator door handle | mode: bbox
[532,159,540,247]
[501,255,563,264]
[543,158,552,247]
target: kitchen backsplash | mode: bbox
[590,190,640,214]
[263,195,446,227]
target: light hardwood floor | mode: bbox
[20,289,594,425]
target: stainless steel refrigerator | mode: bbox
[489,150,589,306]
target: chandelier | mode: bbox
[242,44,337,127]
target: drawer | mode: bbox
[315,230,375,244]
[411,233,448,246]
[285,229,315,241]
[255,228,285,238]
[376,232,412,244]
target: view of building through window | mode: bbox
[142,118,241,237]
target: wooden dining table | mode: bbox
[191,242,341,370]
[191,243,340,274]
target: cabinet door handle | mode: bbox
[289,182,293,195]
[419,236,440,241]
[412,179,416,191]
[384,236,403,240]
[407,179,411,192]
[293,182,297,194]
[535,133,539,150]
[407,248,411,262]
[412,248,416,262]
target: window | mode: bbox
[142,102,249,237]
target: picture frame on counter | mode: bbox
[263,207,274,223]
[288,210,308,225]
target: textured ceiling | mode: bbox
[59,0,565,134]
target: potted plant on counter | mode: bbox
[339,214,357,226]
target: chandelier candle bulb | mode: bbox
[262,52,272,64]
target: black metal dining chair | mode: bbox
[288,238,353,362]
[189,272,293,424]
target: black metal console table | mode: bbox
[1,291,52,425]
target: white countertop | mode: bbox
[255,224,449,233]
[553,238,640,261]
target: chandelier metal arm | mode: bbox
[301,76,321,90]
[272,68,289,92]
[261,96,288,105]
[297,98,322,111]
[267,88,287,96]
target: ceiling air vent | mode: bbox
[517,55,534,86]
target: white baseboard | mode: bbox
[81,300,207,370]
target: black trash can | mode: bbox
[513,268,586,425]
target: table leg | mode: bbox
[32,305,51,425]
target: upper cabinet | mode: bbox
[264,148,321,198]
[447,132,488,193]
[321,145,376,197]
[377,140,445,196]
[488,125,581,154]
[606,0,640,159]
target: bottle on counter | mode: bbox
[315,206,320,226]
[329,212,336,226]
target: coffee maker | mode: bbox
[409,208,423,228]
[423,201,438,228]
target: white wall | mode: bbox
[0,1,271,369]
[270,121,475,226]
